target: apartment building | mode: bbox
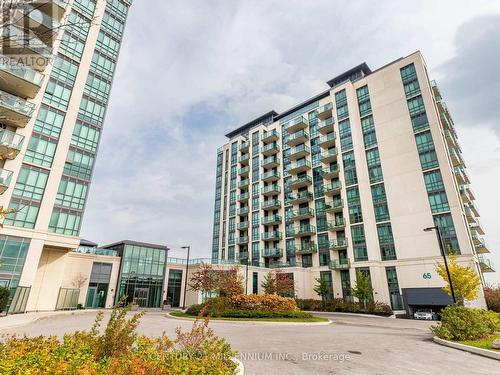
[0,0,131,313]
[212,51,493,312]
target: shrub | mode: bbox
[213,309,313,319]
[484,285,500,312]
[295,298,391,316]
[365,301,393,316]
[0,303,237,374]
[228,294,297,312]
[0,287,9,313]
[431,306,500,341]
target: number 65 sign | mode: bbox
[423,272,431,279]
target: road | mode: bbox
[1,311,497,374]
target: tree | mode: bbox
[215,265,244,297]
[189,263,217,296]
[483,284,500,312]
[0,206,18,228]
[261,269,295,297]
[0,287,9,313]
[71,272,88,290]
[313,277,330,309]
[435,256,480,306]
[351,271,374,310]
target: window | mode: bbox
[415,131,435,153]
[433,214,460,254]
[49,208,82,236]
[55,177,88,210]
[84,72,111,103]
[424,170,445,193]
[4,199,40,229]
[91,51,116,80]
[78,96,106,126]
[371,184,387,204]
[96,30,121,60]
[72,0,96,19]
[252,272,258,294]
[102,10,125,36]
[368,165,383,183]
[385,267,403,310]
[34,105,65,138]
[366,148,381,167]
[320,271,334,300]
[0,235,30,289]
[51,55,79,85]
[59,31,86,61]
[64,148,95,180]
[72,121,101,153]
[12,166,49,201]
[44,78,73,110]
[377,224,396,261]
[428,191,450,213]
[419,150,439,170]
[407,96,429,132]
[24,134,57,167]
[374,202,390,222]
[346,187,360,205]
[348,205,363,224]
[357,85,371,117]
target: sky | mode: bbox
[81,0,500,282]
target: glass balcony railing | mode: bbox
[319,132,336,146]
[237,221,249,230]
[286,130,309,145]
[324,199,344,212]
[261,142,280,154]
[317,117,334,133]
[328,259,350,270]
[0,128,24,159]
[321,164,340,177]
[238,166,250,175]
[262,129,279,142]
[238,154,250,163]
[262,199,281,210]
[287,159,311,174]
[74,246,118,257]
[291,207,314,219]
[288,191,313,204]
[238,252,249,260]
[261,231,282,241]
[237,207,249,215]
[328,238,348,249]
[262,156,280,167]
[0,59,44,86]
[320,148,338,161]
[238,179,250,188]
[317,102,333,120]
[262,170,280,181]
[323,180,342,194]
[290,175,312,187]
[285,116,308,132]
[239,141,250,151]
[261,215,281,225]
[237,192,249,201]
[292,243,317,255]
[261,185,281,195]
[328,218,346,230]
[0,89,36,118]
[262,247,282,257]
[0,168,14,193]
[235,236,249,245]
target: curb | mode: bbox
[233,358,244,375]
[307,311,387,319]
[433,336,500,361]
[0,309,99,331]
[165,312,332,326]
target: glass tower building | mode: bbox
[0,0,131,312]
[212,51,492,310]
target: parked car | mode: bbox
[414,309,434,320]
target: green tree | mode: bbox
[261,272,276,295]
[313,277,330,309]
[351,271,373,310]
[261,270,295,297]
[435,256,481,306]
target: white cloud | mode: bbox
[81,0,500,282]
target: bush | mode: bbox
[431,306,500,341]
[0,287,9,313]
[0,302,237,374]
[228,294,297,312]
[212,309,313,319]
[484,285,500,312]
[295,298,392,316]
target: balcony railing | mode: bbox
[261,142,280,155]
[237,221,249,230]
[317,117,334,134]
[0,59,44,98]
[237,192,249,201]
[289,175,312,188]
[317,102,333,121]
[261,214,281,225]
[262,170,280,182]
[284,116,308,133]
[318,133,336,147]
[290,225,316,237]
[328,238,348,249]
[286,130,309,147]
[237,207,249,215]
[238,179,250,188]
[261,184,281,195]
[478,256,495,273]
[238,154,250,164]
[323,180,342,195]
[287,159,311,174]
[0,128,24,160]
[262,247,282,257]
[235,236,249,245]
[292,243,317,255]
[239,141,250,151]
[0,168,14,194]
[291,207,314,219]
[320,148,338,163]
[328,259,350,270]
[262,129,279,143]
[321,164,340,178]
[262,199,281,210]
[288,144,310,160]
[262,156,280,167]
[261,231,282,241]
[328,218,346,231]
[238,252,249,260]
[288,191,313,204]
[0,89,36,127]
[238,166,250,176]
[324,199,344,213]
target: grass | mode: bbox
[169,311,329,323]
[458,333,500,352]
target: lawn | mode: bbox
[169,311,329,323]
[458,333,500,352]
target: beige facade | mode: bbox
[212,51,493,312]
[0,0,131,313]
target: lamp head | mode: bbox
[423,227,436,232]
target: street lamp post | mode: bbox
[424,226,457,304]
[181,246,190,310]
[163,247,170,308]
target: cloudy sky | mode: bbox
[81,0,500,282]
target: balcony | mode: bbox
[287,159,311,174]
[238,179,249,188]
[235,236,249,245]
[289,175,312,189]
[237,192,249,202]
[238,166,250,177]
[262,247,283,258]
[445,129,458,149]
[328,218,346,231]
[478,256,495,273]
[261,184,281,196]
[288,191,313,205]
[262,129,279,143]
[328,238,348,250]
[469,202,480,217]
[237,207,249,216]
[239,141,250,152]
[290,224,316,237]
[291,207,314,220]
[288,144,310,161]
[39,0,69,21]
[13,4,61,46]
[328,259,350,270]
[469,220,484,235]
[325,199,344,213]
[238,153,250,165]
[0,59,44,98]
[318,119,334,137]
[0,89,36,128]
[261,142,280,156]
[319,133,336,148]
[323,180,342,196]
[454,166,469,185]
[262,156,280,168]
[2,26,52,70]
[272,259,302,268]
[320,148,338,163]
[261,214,281,225]
[292,243,317,255]
[262,199,281,210]
[262,170,280,182]
[473,237,489,254]
[237,221,249,230]
[285,116,308,133]
[262,231,282,241]
[238,251,249,261]
[0,168,13,194]
[317,102,333,121]
[449,148,463,167]
[459,186,472,204]
[321,164,340,179]
[286,130,309,147]
[0,129,24,160]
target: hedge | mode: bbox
[295,298,392,316]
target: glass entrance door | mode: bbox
[85,287,97,308]
[134,287,149,307]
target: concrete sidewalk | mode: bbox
[0,309,99,330]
